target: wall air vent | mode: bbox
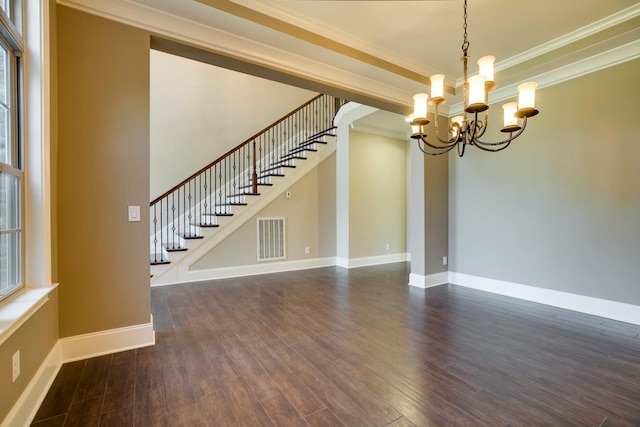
[257,217,286,262]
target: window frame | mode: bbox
[0,0,23,303]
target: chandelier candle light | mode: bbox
[411,0,539,156]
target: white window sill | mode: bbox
[0,285,58,347]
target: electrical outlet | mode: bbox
[12,351,20,383]
[443,256,448,266]
[385,243,390,251]
[304,247,310,254]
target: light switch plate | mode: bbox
[128,206,140,222]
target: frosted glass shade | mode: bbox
[502,102,518,127]
[430,74,445,99]
[413,93,429,120]
[468,75,486,106]
[517,82,537,109]
[477,56,495,82]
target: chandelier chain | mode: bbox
[461,0,469,56]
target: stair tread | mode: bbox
[288,147,317,155]
[240,183,273,189]
[166,247,188,252]
[227,192,260,197]
[264,164,295,172]
[182,235,204,240]
[150,260,170,265]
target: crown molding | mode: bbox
[455,3,640,88]
[498,3,640,73]
[449,38,640,116]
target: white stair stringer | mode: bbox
[150,135,337,286]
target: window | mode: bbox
[0,1,22,302]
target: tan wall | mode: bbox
[193,153,336,269]
[0,290,59,422]
[56,7,151,336]
[349,130,407,258]
[449,59,640,304]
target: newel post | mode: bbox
[252,140,258,194]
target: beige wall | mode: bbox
[449,59,640,305]
[193,153,336,269]
[349,130,407,258]
[0,291,59,422]
[56,7,151,336]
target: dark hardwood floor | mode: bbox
[32,263,640,426]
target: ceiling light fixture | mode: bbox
[410,0,539,157]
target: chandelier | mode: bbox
[410,0,539,157]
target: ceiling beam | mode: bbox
[196,0,456,95]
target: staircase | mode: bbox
[150,94,346,284]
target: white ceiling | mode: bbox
[62,0,640,113]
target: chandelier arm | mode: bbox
[432,104,459,145]
[472,139,512,153]
[457,141,466,157]
[474,116,529,147]
[417,139,457,156]
[433,131,459,146]
[418,127,458,150]
[476,111,489,139]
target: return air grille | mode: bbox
[257,217,286,262]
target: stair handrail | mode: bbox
[151,94,342,206]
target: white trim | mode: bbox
[450,39,640,116]
[338,253,409,269]
[497,3,640,72]
[449,272,640,326]
[0,285,58,346]
[3,317,157,427]
[408,272,449,289]
[59,320,155,363]
[25,0,53,288]
[154,257,337,287]
[1,343,62,427]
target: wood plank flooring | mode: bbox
[32,263,640,426]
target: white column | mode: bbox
[334,103,377,268]
[407,139,427,286]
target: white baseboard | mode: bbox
[337,253,408,269]
[449,272,640,325]
[3,319,156,427]
[157,257,338,286]
[408,271,449,289]
[1,344,62,427]
[59,320,155,362]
